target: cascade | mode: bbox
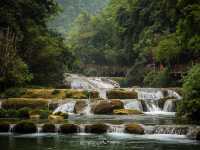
[152,126,189,135]
[108,124,125,133]
[123,100,143,111]
[163,100,175,112]
[53,100,76,114]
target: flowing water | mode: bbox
[1,76,199,150]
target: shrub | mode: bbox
[0,122,10,132]
[18,107,30,118]
[13,121,37,134]
[60,124,79,134]
[2,98,48,109]
[106,89,138,99]
[2,88,27,98]
[42,123,55,133]
[85,124,109,134]
[6,109,19,118]
[125,123,144,134]
[0,109,7,118]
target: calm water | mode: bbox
[0,133,200,150]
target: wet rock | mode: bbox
[48,115,64,123]
[187,127,200,140]
[106,89,138,99]
[92,101,113,114]
[85,124,109,134]
[0,122,10,132]
[13,121,37,134]
[60,124,80,134]
[110,99,124,110]
[125,123,144,134]
[42,123,56,133]
[74,100,87,114]
[113,109,143,115]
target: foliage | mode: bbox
[1,88,27,98]
[18,107,30,119]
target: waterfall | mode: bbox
[124,100,143,111]
[108,124,125,133]
[145,100,161,112]
[136,88,164,100]
[152,126,189,135]
[163,100,175,112]
[53,101,76,114]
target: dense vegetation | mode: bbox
[0,0,74,91]
[68,0,200,86]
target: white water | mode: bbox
[163,99,174,112]
[53,101,76,114]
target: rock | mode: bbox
[30,115,40,120]
[92,101,113,114]
[113,109,143,115]
[187,127,200,140]
[197,131,200,140]
[48,115,64,123]
[106,89,138,99]
[74,100,87,114]
[85,124,109,134]
[110,99,124,110]
[0,122,10,132]
[13,121,37,134]
[60,124,80,134]
[53,112,68,119]
[42,123,55,133]
[125,123,144,134]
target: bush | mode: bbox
[0,109,19,118]
[106,89,138,99]
[42,123,55,133]
[85,124,109,134]
[18,107,30,118]
[13,121,37,134]
[0,109,7,118]
[0,122,10,132]
[125,123,144,134]
[60,124,79,134]
[29,109,51,119]
[2,88,27,98]
[2,98,48,109]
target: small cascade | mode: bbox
[108,124,125,133]
[9,124,15,133]
[153,126,189,135]
[167,89,182,100]
[163,99,175,112]
[124,100,143,111]
[53,101,76,114]
[82,97,92,116]
[37,126,42,135]
[136,88,164,100]
[145,100,161,112]
[0,101,2,109]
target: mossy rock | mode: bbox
[65,90,88,99]
[74,100,87,114]
[92,101,113,114]
[85,124,109,134]
[2,98,48,109]
[42,123,55,133]
[113,109,143,115]
[53,112,68,119]
[48,115,64,123]
[60,124,80,134]
[0,122,10,132]
[13,121,37,134]
[110,99,124,110]
[125,123,144,134]
[106,89,138,99]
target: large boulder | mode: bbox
[42,123,56,133]
[60,124,80,134]
[85,124,109,134]
[13,121,37,134]
[74,100,87,114]
[113,109,143,115]
[125,123,144,134]
[107,89,138,99]
[91,100,124,114]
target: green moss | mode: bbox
[18,107,30,119]
[107,89,138,99]
[60,124,79,134]
[85,124,109,134]
[42,123,55,133]
[13,121,37,134]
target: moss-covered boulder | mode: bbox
[85,124,109,134]
[48,115,64,123]
[13,121,37,134]
[110,100,124,110]
[0,122,10,132]
[42,123,55,133]
[125,123,144,134]
[53,112,68,119]
[113,109,143,115]
[74,100,87,114]
[60,124,80,134]
[106,89,138,99]
[92,101,113,114]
